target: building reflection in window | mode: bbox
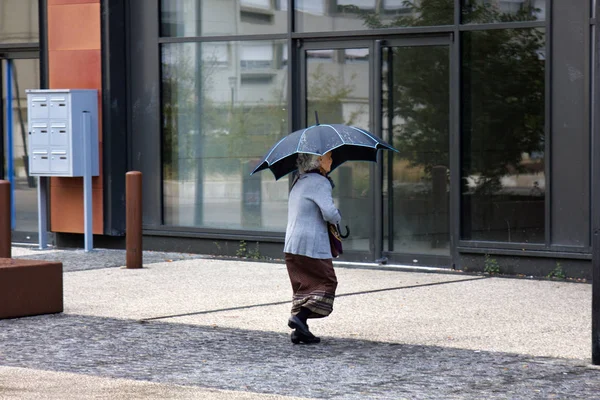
[0,0,38,44]
[161,40,289,231]
[160,0,287,37]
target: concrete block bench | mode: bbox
[0,258,63,319]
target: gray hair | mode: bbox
[296,153,321,174]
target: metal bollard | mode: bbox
[0,180,11,258]
[126,171,143,269]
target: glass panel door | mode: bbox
[302,43,373,257]
[381,38,452,261]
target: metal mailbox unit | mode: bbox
[26,89,99,251]
[28,89,99,177]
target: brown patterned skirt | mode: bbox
[284,253,338,319]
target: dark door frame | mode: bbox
[297,34,455,266]
[377,35,454,268]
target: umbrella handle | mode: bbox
[338,224,350,239]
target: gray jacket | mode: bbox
[284,173,341,259]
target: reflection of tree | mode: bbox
[361,1,545,194]
[343,0,453,28]
[307,63,366,126]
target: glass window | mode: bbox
[295,0,453,33]
[0,0,38,44]
[305,47,371,252]
[461,29,546,243]
[161,0,287,37]
[2,59,40,233]
[161,40,289,231]
[461,0,546,24]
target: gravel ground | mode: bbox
[1,245,599,399]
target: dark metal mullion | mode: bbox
[373,40,383,261]
[451,0,461,269]
[454,0,461,25]
[458,21,546,31]
[287,0,297,193]
[158,34,288,44]
[386,46,394,253]
[292,25,454,40]
[592,0,600,366]
[39,0,48,89]
[0,43,39,52]
[288,0,296,133]
[544,0,552,249]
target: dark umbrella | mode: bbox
[251,119,397,180]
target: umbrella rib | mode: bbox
[347,126,380,146]
[296,125,316,153]
[262,135,292,166]
[322,124,345,144]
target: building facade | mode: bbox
[1,0,595,277]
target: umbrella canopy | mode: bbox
[251,124,397,180]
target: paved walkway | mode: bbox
[0,246,598,399]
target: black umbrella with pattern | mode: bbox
[251,119,397,180]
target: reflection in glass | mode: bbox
[461,0,545,23]
[160,0,287,37]
[305,47,371,252]
[461,29,546,243]
[162,40,289,231]
[295,0,453,32]
[382,46,450,255]
[2,59,40,233]
[0,0,38,43]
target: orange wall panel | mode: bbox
[48,50,101,89]
[47,1,104,234]
[48,4,100,51]
[50,186,104,235]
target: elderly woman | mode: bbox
[284,151,341,344]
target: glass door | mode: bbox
[380,37,452,265]
[300,40,375,260]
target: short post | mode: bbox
[0,180,11,258]
[126,171,142,269]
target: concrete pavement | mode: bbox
[0,245,598,399]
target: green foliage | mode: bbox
[235,240,261,260]
[547,262,566,280]
[236,240,248,258]
[484,254,500,274]
[247,242,261,260]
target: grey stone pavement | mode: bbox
[1,245,599,399]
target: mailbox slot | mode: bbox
[31,150,50,173]
[50,122,69,146]
[29,97,49,119]
[51,150,69,173]
[50,97,69,119]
